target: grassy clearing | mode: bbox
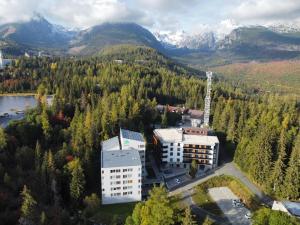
[192,175,260,215]
[90,202,136,225]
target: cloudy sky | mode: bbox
[0,0,299,33]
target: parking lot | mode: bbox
[208,187,251,225]
[165,174,191,190]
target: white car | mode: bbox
[245,212,251,219]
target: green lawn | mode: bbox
[90,202,136,225]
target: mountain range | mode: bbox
[1,16,300,65]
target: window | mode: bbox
[110,169,115,173]
[177,143,180,146]
[177,158,180,162]
[123,169,128,172]
[128,168,133,172]
[170,148,173,151]
[116,169,121,173]
[102,170,104,174]
[170,143,173,146]
[111,187,121,191]
[170,158,173,162]
[102,188,105,191]
[177,152,180,156]
[177,148,180,151]
[170,152,173,156]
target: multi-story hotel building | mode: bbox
[120,129,146,177]
[100,128,145,204]
[153,128,219,170]
[101,150,142,204]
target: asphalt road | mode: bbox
[170,162,273,224]
[170,162,273,207]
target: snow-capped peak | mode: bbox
[267,22,300,33]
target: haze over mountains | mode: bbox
[1,15,300,65]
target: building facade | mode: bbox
[153,128,219,170]
[101,150,142,204]
[100,128,145,204]
[120,129,146,177]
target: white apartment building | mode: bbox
[101,150,142,204]
[153,128,219,170]
[120,129,146,177]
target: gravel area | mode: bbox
[208,187,251,225]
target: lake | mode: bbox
[0,95,53,127]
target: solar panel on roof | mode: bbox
[120,129,144,141]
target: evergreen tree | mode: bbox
[35,141,42,173]
[70,159,85,202]
[161,110,168,128]
[268,130,287,195]
[182,207,197,225]
[189,160,198,178]
[140,186,174,225]
[41,108,51,139]
[283,134,300,199]
[250,127,275,185]
[0,127,6,150]
[20,185,37,223]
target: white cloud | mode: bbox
[231,0,300,24]
[1,0,300,32]
[0,0,152,28]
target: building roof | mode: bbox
[154,128,219,145]
[188,109,204,119]
[154,128,184,143]
[120,128,144,142]
[283,201,300,217]
[101,150,141,168]
[102,136,120,151]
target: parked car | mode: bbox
[245,212,251,219]
[175,178,181,184]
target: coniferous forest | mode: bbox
[0,47,299,225]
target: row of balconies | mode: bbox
[183,144,212,148]
[183,149,213,154]
[183,154,213,159]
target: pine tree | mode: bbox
[41,108,51,139]
[70,159,85,202]
[0,127,6,150]
[283,134,300,199]
[140,186,174,225]
[35,141,42,173]
[182,207,197,225]
[20,185,37,223]
[250,127,274,185]
[189,160,198,178]
[161,110,168,128]
[268,130,287,195]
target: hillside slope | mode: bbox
[69,23,164,55]
[212,60,300,95]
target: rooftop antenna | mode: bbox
[0,50,3,69]
[203,71,212,127]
